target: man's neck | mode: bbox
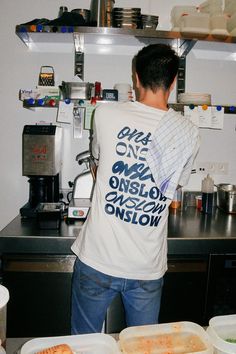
[138,88,170,111]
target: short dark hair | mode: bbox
[134,44,179,92]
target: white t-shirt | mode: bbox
[71,101,172,280]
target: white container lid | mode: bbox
[20,333,120,354]
[0,285,9,309]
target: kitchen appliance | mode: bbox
[2,254,76,337]
[204,254,236,322]
[68,151,95,220]
[216,183,236,214]
[20,125,62,218]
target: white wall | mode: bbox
[0,0,235,230]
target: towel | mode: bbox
[146,108,200,200]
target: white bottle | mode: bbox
[201,174,214,214]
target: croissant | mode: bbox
[36,343,73,354]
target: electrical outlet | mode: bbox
[196,161,229,175]
[196,161,217,174]
[216,162,229,175]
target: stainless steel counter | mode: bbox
[0,207,235,256]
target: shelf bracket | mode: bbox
[176,56,186,98]
[176,39,196,100]
[74,33,84,80]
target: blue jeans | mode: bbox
[71,258,163,334]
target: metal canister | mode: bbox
[90,0,115,27]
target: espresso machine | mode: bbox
[20,125,62,218]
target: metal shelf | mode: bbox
[21,99,236,114]
[15,25,236,47]
[16,26,236,112]
[170,103,236,114]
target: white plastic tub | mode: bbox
[170,6,197,30]
[119,322,213,354]
[180,13,210,37]
[207,314,236,354]
[20,333,120,354]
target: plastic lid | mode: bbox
[0,285,9,308]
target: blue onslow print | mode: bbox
[104,126,167,227]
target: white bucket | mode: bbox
[0,285,9,349]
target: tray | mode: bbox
[20,333,120,354]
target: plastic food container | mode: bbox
[210,14,229,38]
[119,322,213,354]
[206,314,236,354]
[20,333,120,354]
[226,12,236,35]
[170,6,197,30]
[180,13,210,38]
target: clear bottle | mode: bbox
[201,174,214,214]
[170,188,182,210]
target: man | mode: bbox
[71,43,199,334]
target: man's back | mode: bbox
[71,101,171,280]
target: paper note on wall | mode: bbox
[198,105,212,128]
[84,102,97,130]
[184,106,199,127]
[57,101,73,124]
[184,105,224,130]
[211,106,224,129]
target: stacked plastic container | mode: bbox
[199,0,229,38]
[224,0,236,36]
[170,0,231,38]
[170,6,198,31]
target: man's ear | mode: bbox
[170,76,177,92]
[134,72,140,89]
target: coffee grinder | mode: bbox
[20,125,62,218]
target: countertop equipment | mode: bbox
[216,183,236,214]
[68,150,95,220]
[20,125,62,218]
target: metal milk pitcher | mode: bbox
[90,0,115,27]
